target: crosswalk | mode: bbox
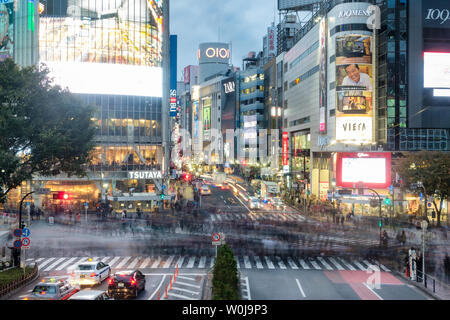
[210,212,306,223]
[25,255,391,273]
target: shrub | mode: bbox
[212,244,240,300]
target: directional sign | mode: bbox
[13,240,22,249]
[13,229,22,237]
[22,228,31,237]
[21,237,30,248]
[84,202,89,208]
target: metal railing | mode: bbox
[0,263,38,298]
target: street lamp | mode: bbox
[421,220,428,284]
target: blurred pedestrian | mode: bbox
[444,255,450,281]
[400,230,407,246]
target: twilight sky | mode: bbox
[170,0,278,81]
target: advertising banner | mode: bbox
[423,0,450,29]
[0,0,14,61]
[318,17,327,133]
[335,35,374,143]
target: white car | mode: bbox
[200,185,211,195]
[71,260,111,286]
[68,289,112,300]
[249,197,260,209]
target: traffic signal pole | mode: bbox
[15,191,34,267]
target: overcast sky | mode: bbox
[170,0,278,81]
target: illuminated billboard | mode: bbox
[424,52,450,89]
[335,35,374,143]
[336,152,391,189]
[0,0,14,61]
[39,0,163,97]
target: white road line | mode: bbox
[140,257,152,268]
[338,257,356,271]
[167,292,198,300]
[186,256,196,268]
[177,275,196,281]
[148,274,166,300]
[38,258,56,269]
[287,257,299,269]
[244,256,252,269]
[172,286,200,295]
[198,256,206,269]
[363,283,384,300]
[309,259,321,270]
[176,256,185,268]
[55,257,77,271]
[68,257,89,270]
[299,259,310,270]
[235,257,240,269]
[328,257,345,270]
[209,256,215,268]
[102,257,112,264]
[379,263,391,272]
[108,257,122,268]
[254,256,263,269]
[128,257,140,269]
[362,260,375,269]
[264,256,275,269]
[243,277,251,300]
[116,256,132,269]
[317,257,333,270]
[353,260,366,271]
[296,279,306,298]
[276,257,287,269]
[163,256,175,269]
[175,281,201,289]
[44,257,67,272]
[151,256,162,268]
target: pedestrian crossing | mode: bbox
[210,212,306,223]
[25,255,391,273]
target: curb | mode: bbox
[393,270,442,300]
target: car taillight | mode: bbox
[131,279,137,286]
[108,278,114,285]
[90,272,96,277]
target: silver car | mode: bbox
[68,289,112,300]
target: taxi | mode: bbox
[71,259,111,286]
[24,276,79,300]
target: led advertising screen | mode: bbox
[0,0,14,61]
[336,152,391,189]
[335,35,374,143]
[39,0,163,97]
[424,52,450,90]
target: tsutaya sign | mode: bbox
[128,171,163,179]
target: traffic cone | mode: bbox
[173,273,176,283]
[169,277,172,290]
[164,286,168,298]
[176,264,179,276]
[157,290,160,300]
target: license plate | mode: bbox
[80,275,86,279]
[118,283,124,288]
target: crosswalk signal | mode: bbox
[53,191,71,200]
[379,220,382,228]
[384,198,391,205]
[160,193,165,200]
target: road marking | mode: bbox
[178,275,196,281]
[328,257,345,270]
[186,256,196,268]
[175,281,201,289]
[198,256,206,269]
[102,257,112,264]
[172,286,200,295]
[148,274,166,300]
[287,257,299,269]
[43,257,66,272]
[38,258,56,269]
[378,263,391,272]
[242,276,251,300]
[353,260,366,271]
[176,256,185,268]
[276,256,287,269]
[244,256,252,269]
[309,259,321,270]
[299,259,310,270]
[338,257,356,271]
[116,256,132,269]
[254,256,263,269]
[264,256,275,269]
[362,260,374,269]
[108,257,122,268]
[364,283,383,300]
[140,257,152,268]
[167,292,198,300]
[317,257,333,270]
[128,257,140,269]
[150,256,162,268]
[163,256,175,269]
[209,256,215,268]
[296,279,306,298]
[55,257,78,271]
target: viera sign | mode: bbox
[128,171,163,179]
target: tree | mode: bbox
[212,244,240,300]
[394,151,450,227]
[0,59,96,203]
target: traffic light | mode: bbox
[384,198,391,205]
[53,191,71,200]
[379,220,382,228]
[160,193,165,200]
[182,173,191,182]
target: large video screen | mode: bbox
[424,52,450,89]
[39,0,163,97]
[0,0,14,61]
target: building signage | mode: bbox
[223,81,235,94]
[128,171,163,179]
[184,66,191,84]
[319,17,327,133]
[338,9,371,19]
[424,0,450,28]
[198,47,230,60]
[169,89,177,117]
[282,132,289,166]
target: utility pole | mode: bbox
[421,220,428,284]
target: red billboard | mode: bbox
[184,66,191,84]
[336,152,391,189]
[282,132,289,166]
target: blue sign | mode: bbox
[389,185,394,193]
[419,193,423,201]
[13,229,22,237]
[22,228,31,237]
[84,202,89,208]
[13,240,22,249]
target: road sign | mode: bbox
[212,233,221,242]
[84,202,89,208]
[22,228,31,237]
[427,202,432,208]
[49,217,54,225]
[35,188,51,195]
[13,240,22,249]
[13,228,22,237]
[389,185,394,194]
[21,237,30,248]
[419,193,423,201]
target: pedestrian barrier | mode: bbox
[0,263,38,298]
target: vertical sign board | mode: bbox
[318,17,327,133]
[0,0,14,61]
[282,132,289,166]
[169,34,178,117]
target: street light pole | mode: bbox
[421,220,428,284]
[16,191,34,267]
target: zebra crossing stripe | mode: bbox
[186,256,196,268]
[209,257,215,268]
[163,256,175,269]
[299,259,310,269]
[287,257,299,269]
[172,286,200,295]
[38,258,56,269]
[309,259,321,270]
[55,257,78,271]
[198,256,206,269]
[338,257,356,271]
[116,256,132,269]
[167,292,198,300]
[254,256,263,269]
[140,257,152,268]
[317,257,333,270]
[276,256,287,269]
[68,257,89,271]
[176,256,185,268]
[353,260,366,271]
[108,257,122,268]
[128,257,140,269]
[151,256,162,268]
[379,263,391,272]
[264,256,275,269]
[362,260,375,270]
[234,257,240,269]
[44,257,67,272]
[244,256,252,269]
[102,257,112,264]
[328,257,345,270]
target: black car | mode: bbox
[107,270,146,299]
